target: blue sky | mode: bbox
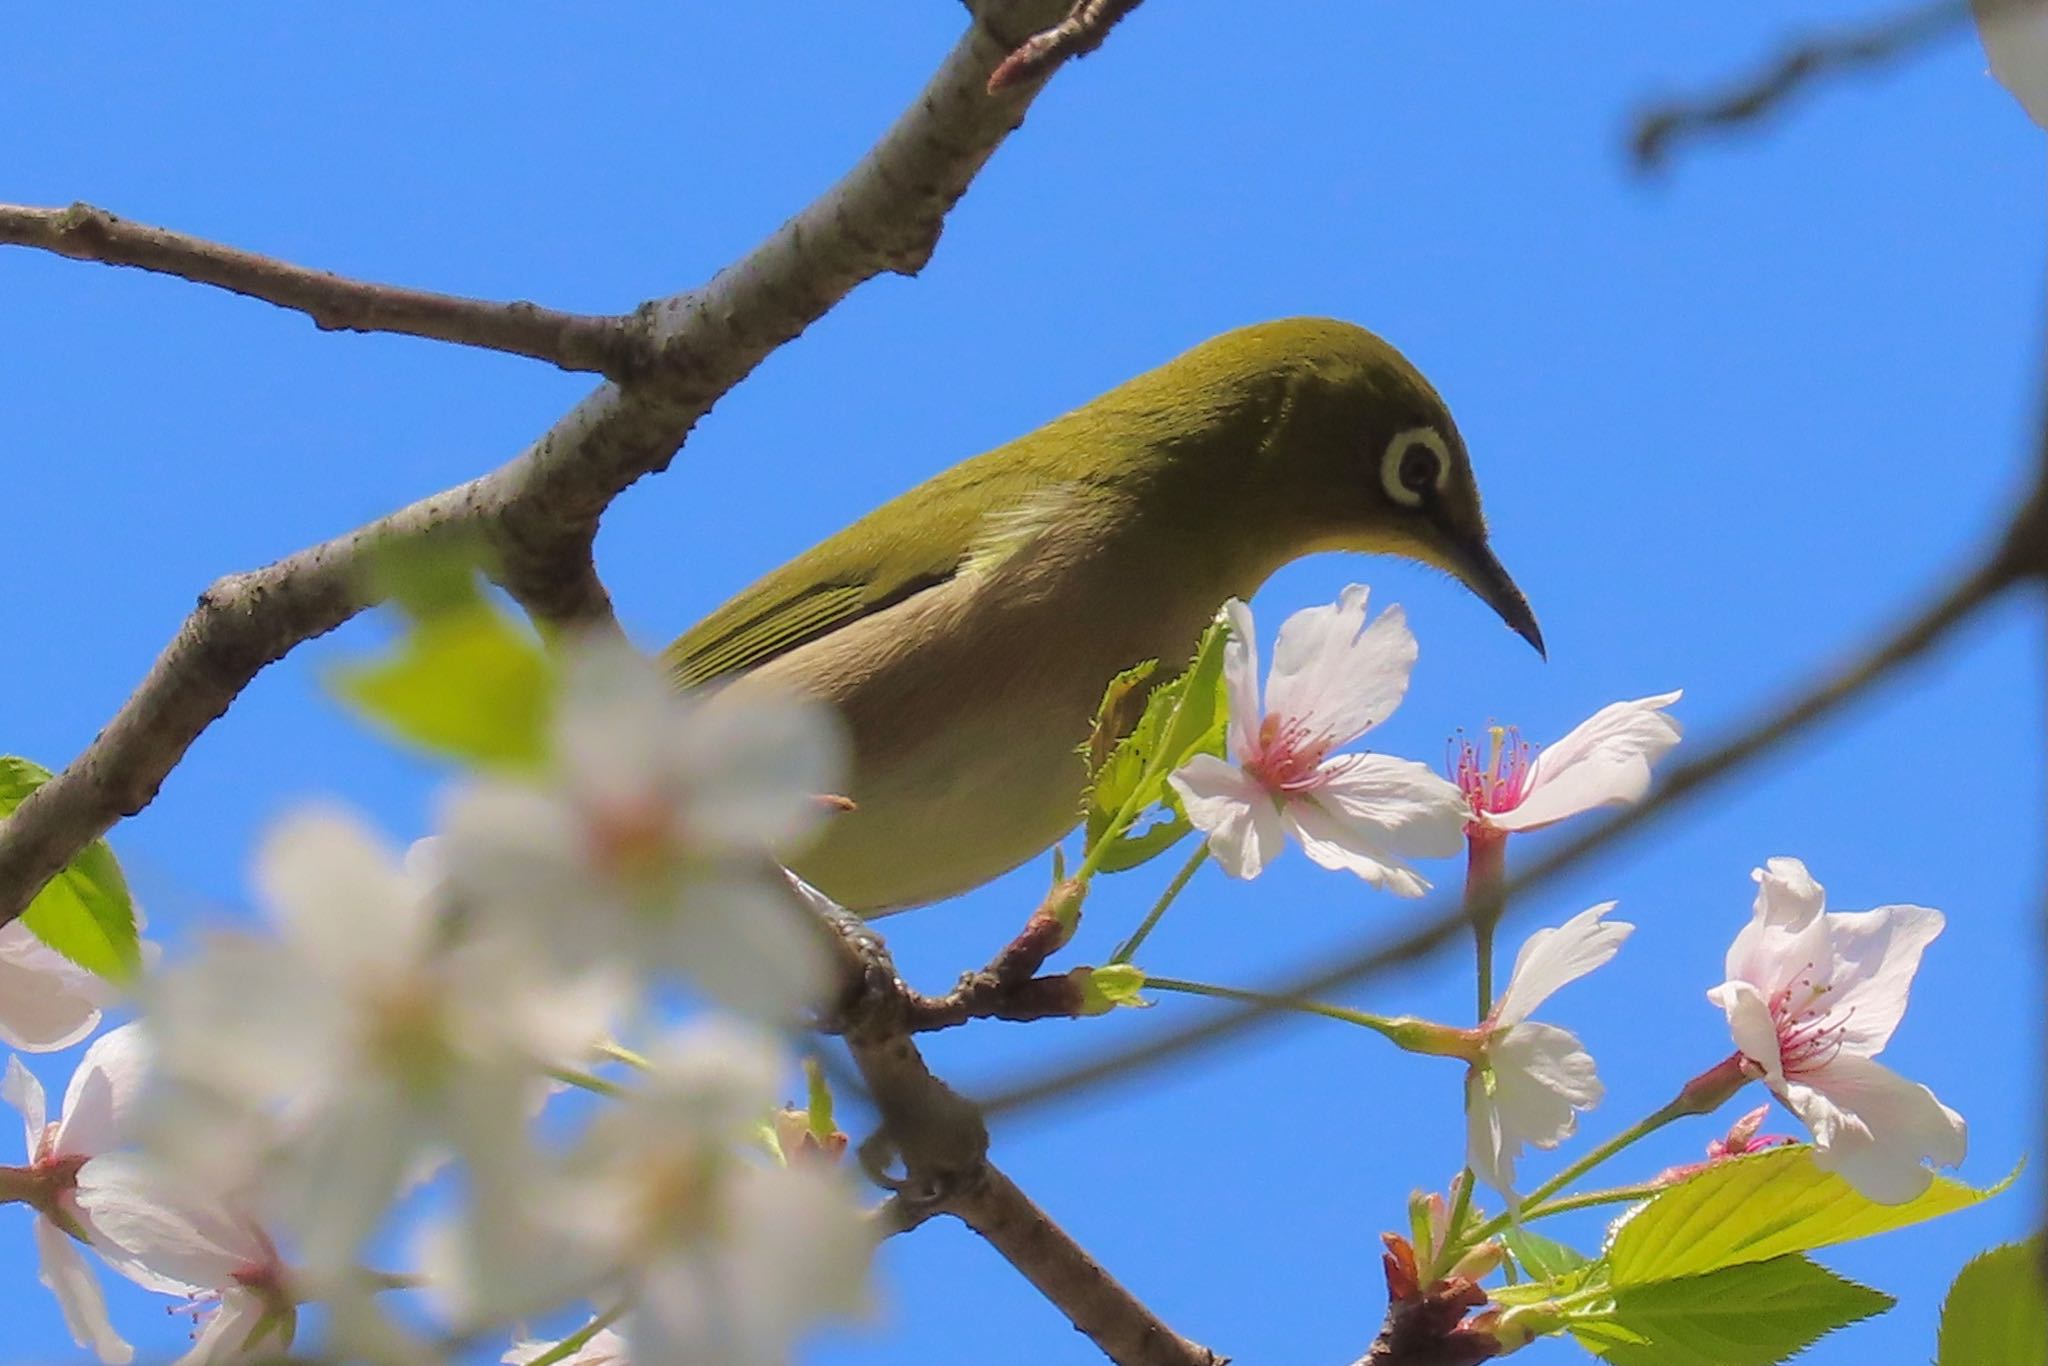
[1,4,2041,1364]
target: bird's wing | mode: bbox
[663,469,1086,691]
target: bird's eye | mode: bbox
[1380,428,1450,508]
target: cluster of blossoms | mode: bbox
[0,638,873,1365]
[0,588,1978,1364]
[1165,587,1965,1205]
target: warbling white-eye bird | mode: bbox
[665,317,1542,913]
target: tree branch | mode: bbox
[820,903,1223,1366]
[0,0,1118,930]
[979,525,2028,1120]
[988,0,1150,92]
[0,202,644,375]
[1629,0,1969,169]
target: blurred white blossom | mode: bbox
[2,1023,152,1363]
[1168,588,1467,894]
[1707,858,1966,1203]
[1466,903,1632,1198]
[1452,692,1681,836]
[505,1322,628,1366]
[0,920,119,1053]
[440,637,844,1021]
[145,807,617,1278]
[564,1022,872,1366]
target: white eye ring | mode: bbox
[1380,427,1451,508]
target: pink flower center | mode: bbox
[1450,728,1534,817]
[1769,968,1852,1076]
[1241,713,1331,793]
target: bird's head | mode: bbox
[1193,318,1544,656]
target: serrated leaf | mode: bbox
[1081,618,1229,874]
[1608,1145,2014,1285]
[0,756,141,983]
[328,603,553,769]
[1570,1255,1892,1366]
[1505,1226,1590,1281]
[1937,1235,2046,1366]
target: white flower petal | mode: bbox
[1707,978,1786,1087]
[1283,801,1429,897]
[1495,903,1632,1028]
[1790,1053,1966,1204]
[1219,599,1262,759]
[1821,904,1944,1056]
[677,692,844,851]
[655,873,834,1023]
[556,636,693,811]
[1724,858,1832,997]
[4,1053,48,1150]
[504,1326,628,1366]
[73,1153,256,1294]
[34,1215,133,1364]
[254,808,430,976]
[1490,691,1681,832]
[1169,755,1286,880]
[1264,587,1416,748]
[54,1023,152,1158]
[175,1289,270,1366]
[1309,754,1470,858]
[1464,1069,1512,1196]
[0,922,109,1053]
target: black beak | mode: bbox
[1449,539,1545,658]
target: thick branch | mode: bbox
[0,1,1121,930]
[0,203,641,375]
[1630,0,1968,169]
[980,529,2026,1120]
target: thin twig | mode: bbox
[1629,0,1969,169]
[979,534,2025,1120]
[988,0,1149,92]
[947,1165,1227,1366]
[0,0,1101,930]
[0,203,644,376]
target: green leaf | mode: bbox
[1080,618,1229,873]
[1570,1255,1892,1366]
[1505,1226,1590,1281]
[1937,1235,2046,1366]
[1608,1145,2015,1285]
[0,756,141,983]
[328,603,553,769]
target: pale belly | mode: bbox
[741,551,1231,912]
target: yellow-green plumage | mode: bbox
[666,318,1540,912]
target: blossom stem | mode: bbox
[0,1164,41,1206]
[1111,844,1209,964]
[1461,1055,1752,1249]
[1518,1179,1664,1222]
[1142,976,1476,1057]
[545,1064,628,1099]
[519,1304,628,1366]
[1466,833,1507,1020]
[594,1039,652,1071]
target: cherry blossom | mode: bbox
[1465,903,1632,1197]
[74,1152,294,1366]
[1706,857,1965,1203]
[506,1323,628,1366]
[144,807,617,1278]
[0,920,118,1053]
[565,1022,872,1366]
[440,636,844,1020]
[1452,692,1681,837]
[2,1023,152,1363]
[1168,588,1468,895]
